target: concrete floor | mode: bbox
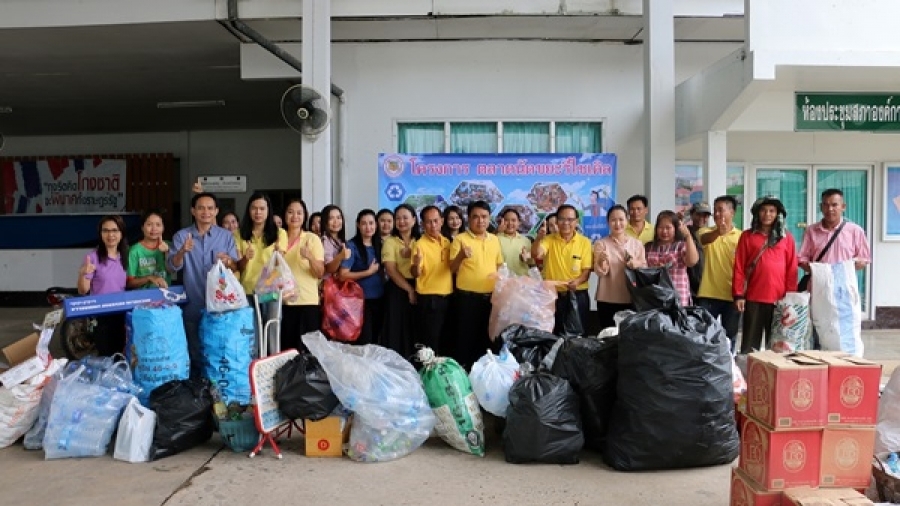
[1,307,898,506]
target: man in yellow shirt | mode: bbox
[411,206,452,354]
[450,200,504,368]
[532,204,593,334]
[626,195,654,244]
[697,195,742,350]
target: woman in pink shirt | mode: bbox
[593,205,647,330]
[76,215,129,356]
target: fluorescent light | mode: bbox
[0,106,12,114]
[157,100,226,109]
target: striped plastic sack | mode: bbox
[769,292,812,353]
[810,260,863,357]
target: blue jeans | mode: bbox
[697,297,740,351]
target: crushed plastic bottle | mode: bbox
[887,452,900,474]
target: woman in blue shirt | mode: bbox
[339,209,385,345]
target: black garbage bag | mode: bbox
[274,354,339,421]
[550,336,618,452]
[503,369,583,464]
[500,324,561,368]
[624,267,678,312]
[603,306,739,471]
[560,291,585,338]
[150,378,215,460]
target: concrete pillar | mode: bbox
[702,130,728,202]
[643,0,675,213]
[301,0,333,213]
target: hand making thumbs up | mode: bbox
[81,256,96,276]
[182,233,194,254]
[520,246,531,263]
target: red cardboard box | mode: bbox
[747,351,828,429]
[740,417,822,490]
[731,467,783,506]
[798,352,881,427]
[782,486,872,505]
[819,427,876,488]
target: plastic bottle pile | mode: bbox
[42,357,141,459]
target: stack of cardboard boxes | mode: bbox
[730,350,882,505]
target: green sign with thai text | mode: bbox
[795,93,900,132]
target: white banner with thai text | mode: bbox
[2,158,126,214]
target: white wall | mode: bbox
[331,40,740,212]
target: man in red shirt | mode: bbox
[732,197,798,353]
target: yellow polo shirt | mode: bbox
[498,232,532,276]
[539,232,593,291]
[382,235,416,279]
[450,231,503,294]
[414,234,452,296]
[235,228,288,294]
[626,220,654,244]
[697,226,742,301]
[283,231,325,306]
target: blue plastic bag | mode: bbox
[128,305,190,405]
[200,307,255,405]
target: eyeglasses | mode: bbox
[101,228,121,234]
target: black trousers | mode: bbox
[358,297,385,346]
[281,304,320,352]
[595,301,634,331]
[454,291,493,370]
[416,293,449,355]
[740,301,775,354]
[553,289,590,336]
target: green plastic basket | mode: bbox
[219,417,259,452]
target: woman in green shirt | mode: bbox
[127,210,172,289]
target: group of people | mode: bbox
[76,185,871,373]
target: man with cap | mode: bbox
[732,197,797,353]
[687,202,712,299]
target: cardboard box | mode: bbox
[0,332,39,369]
[0,309,62,387]
[820,428,876,488]
[63,286,186,318]
[740,417,823,490]
[782,486,872,505]
[304,416,350,458]
[799,352,881,427]
[747,351,828,429]
[731,467,784,506]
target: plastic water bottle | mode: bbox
[887,452,900,474]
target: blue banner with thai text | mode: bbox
[378,153,617,240]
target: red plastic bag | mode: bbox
[321,277,364,342]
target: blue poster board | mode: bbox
[378,153,617,241]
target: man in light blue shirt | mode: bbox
[169,192,238,378]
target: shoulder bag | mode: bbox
[797,221,846,292]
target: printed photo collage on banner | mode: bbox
[379,153,617,241]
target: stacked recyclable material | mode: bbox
[303,332,435,462]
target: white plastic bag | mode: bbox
[488,265,557,340]
[875,367,900,454]
[468,347,520,417]
[114,397,156,463]
[206,259,249,313]
[302,332,436,462]
[770,291,812,353]
[810,260,863,356]
[254,251,297,301]
[0,359,64,448]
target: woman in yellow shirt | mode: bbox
[382,203,420,358]
[281,198,324,351]
[234,192,288,295]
